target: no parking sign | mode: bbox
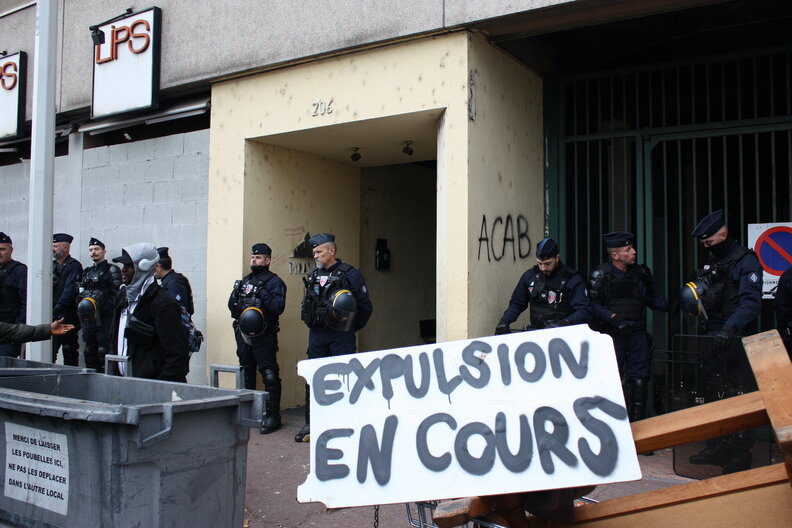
[748,223,792,298]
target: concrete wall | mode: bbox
[0,0,575,119]
[0,129,209,383]
[466,33,545,336]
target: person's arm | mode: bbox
[588,266,613,323]
[563,274,592,325]
[642,265,669,312]
[261,277,287,316]
[347,268,373,330]
[54,260,82,315]
[498,271,531,328]
[0,319,72,345]
[724,255,763,332]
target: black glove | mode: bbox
[495,322,511,335]
[712,325,735,355]
[610,314,630,334]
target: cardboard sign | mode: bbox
[297,325,640,508]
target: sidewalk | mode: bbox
[243,408,694,528]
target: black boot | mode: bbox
[294,385,310,443]
[721,435,753,474]
[260,369,281,434]
[690,438,729,465]
[627,377,648,422]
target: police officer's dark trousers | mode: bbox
[612,329,651,422]
[82,307,114,372]
[295,328,357,442]
[235,329,281,431]
[52,327,80,365]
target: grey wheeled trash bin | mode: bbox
[0,372,264,528]
[0,356,92,377]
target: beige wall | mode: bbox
[207,31,545,405]
[466,33,545,336]
[208,33,471,404]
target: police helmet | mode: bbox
[239,307,266,345]
[679,280,709,319]
[77,296,101,328]
[327,289,358,332]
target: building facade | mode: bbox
[1,0,789,403]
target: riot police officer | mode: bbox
[228,243,287,434]
[589,231,668,422]
[776,267,792,355]
[0,232,27,358]
[684,210,762,474]
[495,237,591,335]
[52,233,82,365]
[77,238,121,372]
[154,247,195,316]
[295,233,374,443]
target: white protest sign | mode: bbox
[4,423,70,515]
[297,325,640,508]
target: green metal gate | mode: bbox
[548,46,792,353]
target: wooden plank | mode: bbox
[742,330,792,452]
[433,497,491,528]
[631,392,767,453]
[572,462,788,522]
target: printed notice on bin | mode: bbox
[297,325,641,508]
[4,423,69,515]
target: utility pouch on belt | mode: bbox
[125,316,155,347]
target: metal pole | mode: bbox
[26,0,58,362]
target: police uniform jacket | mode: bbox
[78,260,121,314]
[109,283,190,382]
[53,256,82,322]
[776,267,792,345]
[303,259,373,331]
[694,239,762,333]
[589,263,668,330]
[0,321,51,345]
[161,269,195,315]
[0,260,27,324]
[499,263,591,328]
[228,268,287,331]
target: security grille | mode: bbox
[552,47,792,351]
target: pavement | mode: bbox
[243,408,695,528]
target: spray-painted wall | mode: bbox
[466,33,545,336]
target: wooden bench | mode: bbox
[433,330,792,527]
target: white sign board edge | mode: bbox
[297,324,641,508]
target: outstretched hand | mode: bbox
[50,318,75,336]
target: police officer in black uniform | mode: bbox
[52,233,82,365]
[776,267,792,355]
[228,243,287,434]
[589,231,668,422]
[684,210,762,474]
[295,233,374,443]
[155,247,195,316]
[0,232,27,358]
[495,237,591,335]
[76,238,121,372]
